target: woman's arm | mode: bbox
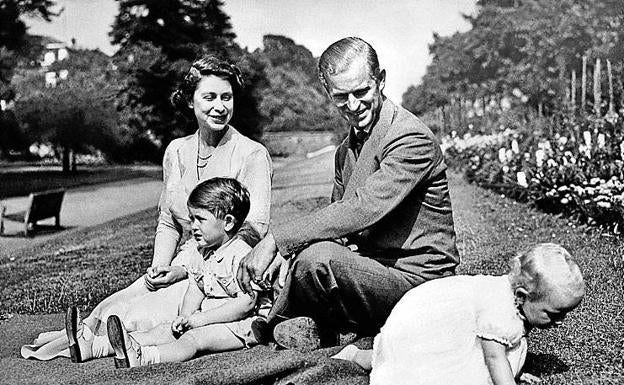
[179,279,205,317]
[144,141,187,290]
[481,338,517,385]
[237,148,272,239]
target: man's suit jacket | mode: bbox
[273,99,459,283]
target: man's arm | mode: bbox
[273,131,442,255]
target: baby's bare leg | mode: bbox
[130,323,176,346]
[331,345,373,371]
[157,324,245,363]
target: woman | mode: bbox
[21,55,272,361]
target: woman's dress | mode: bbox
[21,127,272,360]
[370,275,528,385]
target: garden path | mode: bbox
[0,177,163,256]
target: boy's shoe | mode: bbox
[65,306,82,363]
[273,316,338,352]
[107,315,141,368]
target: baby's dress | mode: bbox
[370,275,527,385]
[189,239,271,347]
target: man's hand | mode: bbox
[262,252,291,287]
[144,265,187,291]
[237,232,279,294]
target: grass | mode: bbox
[0,166,161,199]
[0,173,622,384]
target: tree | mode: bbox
[14,49,123,172]
[251,35,344,134]
[109,0,261,148]
[0,0,57,86]
[403,0,624,119]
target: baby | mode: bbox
[107,177,269,367]
[333,243,585,385]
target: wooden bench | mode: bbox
[0,189,66,236]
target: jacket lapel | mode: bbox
[343,99,397,199]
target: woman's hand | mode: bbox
[237,232,279,294]
[144,265,187,291]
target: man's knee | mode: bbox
[292,241,341,277]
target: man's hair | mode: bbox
[318,37,381,90]
[187,177,250,233]
[508,243,585,301]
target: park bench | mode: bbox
[0,189,66,236]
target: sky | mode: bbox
[25,0,478,101]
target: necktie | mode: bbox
[353,130,368,157]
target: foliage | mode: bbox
[13,49,123,171]
[402,0,624,118]
[251,35,344,135]
[444,109,624,232]
[0,0,57,90]
[109,0,265,148]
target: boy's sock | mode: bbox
[139,345,161,365]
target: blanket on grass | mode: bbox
[1,314,371,385]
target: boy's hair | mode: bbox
[187,178,250,233]
[508,243,585,301]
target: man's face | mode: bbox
[324,58,385,131]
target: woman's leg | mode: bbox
[130,323,177,346]
[156,324,245,363]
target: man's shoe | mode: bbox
[65,306,82,363]
[273,316,331,352]
[250,317,273,345]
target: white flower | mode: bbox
[561,197,570,204]
[597,133,606,149]
[547,159,558,167]
[511,140,520,154]
[502,165,510,173]
[535,149,545,167]
[517,171,528,188]
[597,201,612,208]
[583,131,592,147]
[498,148,507,163]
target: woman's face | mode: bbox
[190,75,234,132]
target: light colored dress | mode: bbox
[21,126,272,360]
[370,275,528,385]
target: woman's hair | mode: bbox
[508,243,585,300]
[171,55,245,115]
[187,177,250,233]
[318,37,381,91]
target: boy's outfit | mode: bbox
[184,238,272,347]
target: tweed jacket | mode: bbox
[273,99,459,282]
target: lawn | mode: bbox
[0,172,622,384]
[0,165,161,199]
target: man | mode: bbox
[237,37,459,349]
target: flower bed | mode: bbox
[443,112,624,232]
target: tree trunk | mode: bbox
[62,146,70,173]
[71,149,77,172]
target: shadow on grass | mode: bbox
[523,352,570,377]
[0,224,76,238]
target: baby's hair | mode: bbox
[508,243,585,300]
[187,177,250,233]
